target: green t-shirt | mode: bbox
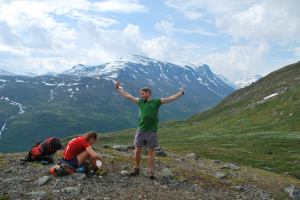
[138,98,161,132]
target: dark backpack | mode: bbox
[22,137,62,164]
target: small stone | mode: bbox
[285,185,300,199]
[184,153,199,160]
[120,170,129,176]
[263,167,273,171]
[126,144,135,150]
[213,160,221,164]
[214,172,226,179]
[62,187,81,195]
[161,168,173,178]
[104,197,111,200]
[155,147,167,157]
[3,177,23,183]
[26,191,46,199]
[4,168,13,173]
[221,163,240,170]
[231,185,245,191]
[37,176,50,186]
[71,173,87,181]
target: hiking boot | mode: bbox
[129,168,140,176]
[148,171,155,180]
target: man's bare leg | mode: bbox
[77,151,89,166]
[147,148,155,176]
[134,147,142,169]
[130,147,142,176]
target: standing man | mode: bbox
[115,80,184,179]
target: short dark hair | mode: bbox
[84,131,98,140]
[140,87,152,95]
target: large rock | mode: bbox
[37,176,50,186]
[285,185,300,199]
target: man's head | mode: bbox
[84,131,98,145]
[140,87,152,101]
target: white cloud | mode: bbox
[94,0,147,13]
[155,20,216,36]
[216,1,300,42]
[0,0,298,81]
[163,0,300,81]
[164,0,300,43]
[0,0,147,74]
[203,42,270,81]
[164,0,252,20]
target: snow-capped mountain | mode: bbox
[235,75,262,88]
[0,55,235,152]
[217,74,238,89]
[62,55,234,97]
[0,69,15,76]
[18,72,37,77]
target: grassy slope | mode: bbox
[99,62,300,177]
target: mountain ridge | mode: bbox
[0,56,235,152]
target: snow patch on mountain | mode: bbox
[235,75,262,88]
[43,82,57,86]
[0,97,26,137]
[0,122,6,139]
[263,93,279,100]
[0,69,15,76]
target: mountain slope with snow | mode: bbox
[0,69,15,76]
[0,55,235,152]
[235,75,262,88]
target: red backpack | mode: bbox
[23,137,62,163]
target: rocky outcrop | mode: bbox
[0,145,299,199]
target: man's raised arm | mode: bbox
[115,80,139,104]
[161,86,185,104]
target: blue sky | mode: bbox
[0,0,299,81]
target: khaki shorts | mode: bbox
[134,130,159,149]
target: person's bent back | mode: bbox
[62,131,102,171]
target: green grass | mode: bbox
[99,62,300,178]
[100,126,300,177]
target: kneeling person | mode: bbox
[62,131,102,172]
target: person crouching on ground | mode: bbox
[62,131,102,171]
